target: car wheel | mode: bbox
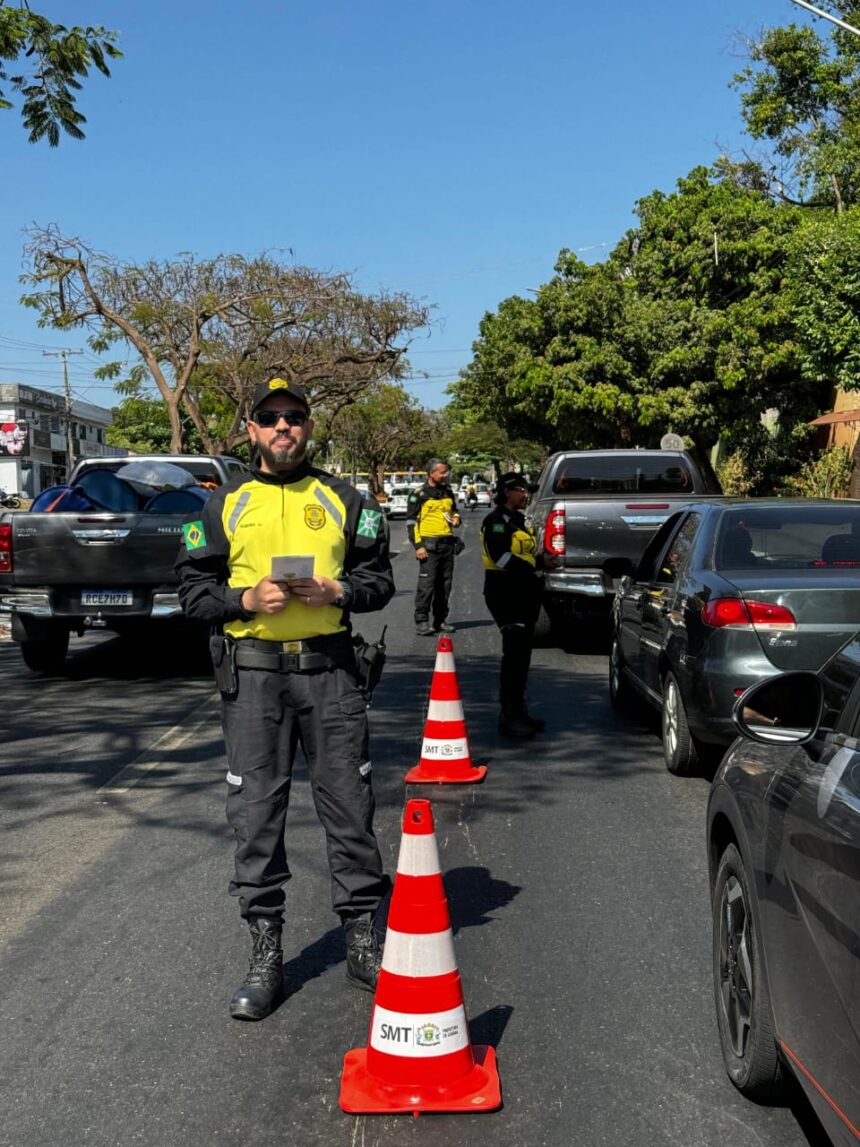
[609,637,634,711]
[661,671,698,775]
[712,843,787,1100]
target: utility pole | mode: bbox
[42,349,83,479]
[788,0,860,37]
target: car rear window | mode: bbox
[715,506,860,569]
[552,455,695,495]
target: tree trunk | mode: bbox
[167,395,184,453]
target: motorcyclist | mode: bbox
[466,482,478,511]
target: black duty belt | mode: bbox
[235,633,350,674]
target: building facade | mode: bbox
[0,382,123,498]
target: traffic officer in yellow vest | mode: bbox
[176,377,394,1021]
[481,472,558,739]
[406,457,462,636]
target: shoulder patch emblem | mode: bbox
[358,508,381,538]
[304,504,326,530]
[183,520,207,550]
[492,522,506,533]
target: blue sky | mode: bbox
[0,0,816,412]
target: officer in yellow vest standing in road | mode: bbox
[406,457,462,636]
[481,471,559,739]
[176,377,394,1021]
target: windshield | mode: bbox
[552,455,694,495]
[716,506,860,570]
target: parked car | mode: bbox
[527,447,722,639]
[610,499,860,773]
[0,454,248,673]
[385,485,412,519]
[707,646,860,1143]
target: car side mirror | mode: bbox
[732,672,823,745]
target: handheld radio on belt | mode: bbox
[352,625,387,703]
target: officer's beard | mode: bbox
[256,436,307,472]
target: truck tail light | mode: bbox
[702,597,797,631]
[543,501,565,555]
[0,522,12,573]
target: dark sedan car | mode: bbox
[610,499,860,774]
[707,646,860,1144]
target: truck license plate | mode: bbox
[81,590,134,607]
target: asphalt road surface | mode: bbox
[0,513,830,1147]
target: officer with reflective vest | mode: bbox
[481,471,558,739]
[406,457,461,636]
[176,377,394,1021]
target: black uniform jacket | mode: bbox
[480,505,539,579]
[175,458,394,642]
[406,481,459,549]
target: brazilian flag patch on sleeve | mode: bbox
[183,520,207,550]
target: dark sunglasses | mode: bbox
[253,409,309,428]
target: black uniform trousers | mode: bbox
[414,537,455,627]
[484,571,542,716]
[222,651,390,923]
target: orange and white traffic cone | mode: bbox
[405,635,486,784]
[340,798,501,1115]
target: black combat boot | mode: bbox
[230,917,284,1021]
[498,710,537,739]
[344,916,383,993]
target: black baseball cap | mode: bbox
[497,471,536,495]
[249,377,311,418]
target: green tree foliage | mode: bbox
[789,205,860,389]
[21,226,429,454]
[328,384,432,493]
[455,167,823,455]
[0,3,120,145]
[731,7,860,212]
[783,441,853,497]
[107,397,182,456]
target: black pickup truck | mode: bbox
[0,454,247,672]
[526,448,723,638]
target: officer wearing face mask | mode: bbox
[176,377,393,1021]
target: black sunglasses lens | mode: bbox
[255,410,307,427]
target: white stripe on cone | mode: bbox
[381,927,458,977]
[397,831,442,878]
[420,736,470,760]
[427,698,465,722]
[433,651,456,674]
[370,1003,470,1058]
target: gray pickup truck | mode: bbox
[0,454,247,672]
[526,448,722,638]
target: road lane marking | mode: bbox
[98,693,220,795]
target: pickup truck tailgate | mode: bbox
[10,513,184,586]
[565,499,674,565]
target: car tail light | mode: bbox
[543,501,565,554]
[702,597,797,631]
[0,522,12,573]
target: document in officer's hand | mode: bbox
[271,555,315,582]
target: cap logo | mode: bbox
[268,378,290,392]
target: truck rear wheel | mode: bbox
[19,626,70,674]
